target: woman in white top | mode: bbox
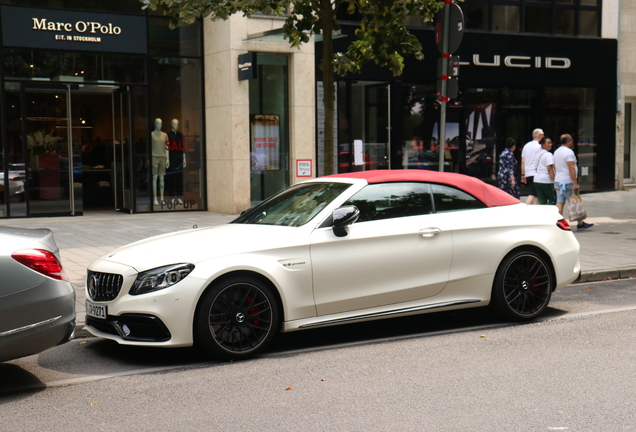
[533,137,556,205]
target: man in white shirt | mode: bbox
[553,133,593,231]
[521,128,544,205]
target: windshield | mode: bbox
[233,182,352,227]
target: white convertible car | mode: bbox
[85,170,580,359]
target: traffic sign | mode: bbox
[435,2,464,55]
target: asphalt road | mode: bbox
[2,278,636,431]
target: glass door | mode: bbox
[113,87,134,213]
[339,81,392,173]
[624,102,634,185]
[364,83,391,170]
[24,85,76,216]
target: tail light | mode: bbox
[556,219,571,231]
[9,175,21,181]
[11,249,68,281]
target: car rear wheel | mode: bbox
[492,250,553,321]
[195,276,279,360]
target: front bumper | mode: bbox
[86,314,170,342]
[84,260,207,347]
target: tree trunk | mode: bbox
[320,1,335,176]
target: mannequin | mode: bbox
[151,118,169,205]
[166,118,187,204]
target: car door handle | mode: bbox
[418,228,442,238]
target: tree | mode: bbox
[142,0,442,175]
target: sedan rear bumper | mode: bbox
[0,281,76,363]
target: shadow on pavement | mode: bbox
[0,364,45,398]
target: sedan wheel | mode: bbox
[492,250,553,321]
[196,277,279,360]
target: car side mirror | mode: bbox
[332,206,360,237]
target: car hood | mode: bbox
[95,223,305,271]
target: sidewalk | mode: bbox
[1,188,635,329]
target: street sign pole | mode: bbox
[438,1,451,172]
[435,1,463,172]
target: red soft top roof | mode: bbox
[323,170,520,208]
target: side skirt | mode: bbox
[297,300,481,329]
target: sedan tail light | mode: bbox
[11,249,68,281]
[556,219,571,231]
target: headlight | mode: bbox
[129,263,195,296]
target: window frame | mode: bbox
[460,0,601,37]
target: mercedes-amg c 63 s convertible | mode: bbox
[85,170,580,360]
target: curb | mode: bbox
[577,268,636,283]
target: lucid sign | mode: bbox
[460,54,571,69]
[1,5,147,54]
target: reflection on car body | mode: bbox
[84,170,580,360]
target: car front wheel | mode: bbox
[195,276,279,360]
[492,250,554,321]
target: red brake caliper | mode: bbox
[246,295,261,326]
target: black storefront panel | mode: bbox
[1,5,147,54]
[321,25,617,191]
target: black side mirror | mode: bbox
[332,206,360,237]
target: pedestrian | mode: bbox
[521,128,544,205]
[553,133,594,230]
[533,137,556,205]
[497,138,519,199]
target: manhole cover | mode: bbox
[602,232,621,235]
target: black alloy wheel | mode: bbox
[492,250,553,321]
[195,276,279,360]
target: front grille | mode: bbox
[87,270,124,301]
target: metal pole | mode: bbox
[439,1,451,172]
[67,85,75,215]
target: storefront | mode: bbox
[323,23,617,192]
[0,2,205,217]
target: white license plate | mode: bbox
[86,300,107,319]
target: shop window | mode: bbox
[402,84,462,173]
[524,6,551,34]
[579,10,599,36]
[249,54,290,206]
[555,8,575,35]
[492,5,520,32]
[0,98,4,214]
[544,87,597,192]
[465,2,489,31]
[461,0,600,37]
[149,18,201,57]
[3,49,145,84]
[147,57,204,212]
[625,103,632,180]
[3,82,26,217]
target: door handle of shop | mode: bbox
[418,228,442,238]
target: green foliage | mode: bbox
[141,0,442,76]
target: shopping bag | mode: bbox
[568,190,587,222]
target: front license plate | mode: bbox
[85,300,107,319]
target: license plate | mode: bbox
[85,300,107,319]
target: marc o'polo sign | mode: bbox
[1,6,147,54]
